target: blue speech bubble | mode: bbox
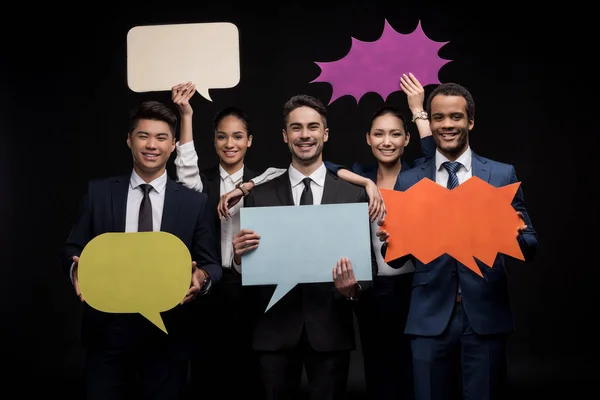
[240,203,372,311]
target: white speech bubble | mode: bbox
[126,22,240,101]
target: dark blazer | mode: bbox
[59,173,222,357]
[199,164,258,256]
[244,169,376,352]
[393,153,538,336]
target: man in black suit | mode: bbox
[232,94,374,400]
[60,100,221,400]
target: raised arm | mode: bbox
[171,82,204,193]
[401,73,436,161]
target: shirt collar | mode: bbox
[130,169,167,193]
[219,164,244,183]
[288,162,326,188]
[435,146,472,172]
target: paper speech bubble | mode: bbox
[311,19,451,105]
[240,203,372,312]
[126,22,240,101]
[78,232,192,334]
[380,177,524,276]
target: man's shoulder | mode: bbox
[473,153,514,171]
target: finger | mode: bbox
[378,204,385,222]
[192,261,197,271]
[72,255,80,263]
[238,244,259,254]
[332,260,339,281]
[408,72,423,88]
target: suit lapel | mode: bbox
[205,167,221,206]
[321,172,340,205]
[471,152,491,183]
[112,176,129,232]
[274,172,294,206]
[160,178,180,233]
[418,160,437,183]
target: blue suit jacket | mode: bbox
[60,174,222,356]
[392,152,538,336]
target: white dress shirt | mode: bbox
[126,169,167,233]
[288,162,326,206]
[218,164,244,268]
[434,146,473,187]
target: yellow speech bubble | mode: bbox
[78,232,192,334]
[126,22,240,101]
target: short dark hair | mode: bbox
[425,83,475,121]
[369,106,407,132]
[129,101,177,136]
[213,107,252,136]
[282,94,328,128]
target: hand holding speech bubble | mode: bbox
[77,232,192,334]
[240,203,372,312]
[127,22,240,101]
[380,177,525,276]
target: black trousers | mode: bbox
[355,273,414,400]
[257,328,351,400]
[189,267,263,399]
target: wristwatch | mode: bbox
[411,110,428,122]
[236,181,250,197]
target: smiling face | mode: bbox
[282,106,328,168]
[127,118,175,182]
[214,114,252,174]
[430,94,473,160]
[366,113,409,166]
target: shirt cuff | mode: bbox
[232,258,242,274]
[69,261,76,285]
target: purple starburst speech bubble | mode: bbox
[311,20,451,105]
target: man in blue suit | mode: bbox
[379,83,538,400]
[60,100,222,399]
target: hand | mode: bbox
[332,257,358,298]
[364,180,386,222]
[400,73,425,113]
[375,218,389,245]
[181,262,207,304]
[218,188,244,220]
[232,229,260,264]
[516,211,528,237]
[171,82,196,117]
[71,256,84,302]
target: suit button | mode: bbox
[451,271,457,277]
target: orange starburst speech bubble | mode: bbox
[380,177,524,276]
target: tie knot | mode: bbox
[442,161,461,174]
[139,184,153,195]
[302,177,312,189]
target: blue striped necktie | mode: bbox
[442,161,461,189]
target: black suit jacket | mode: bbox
[59,173,221,358]
[244,169,375,352]
[199,164,258,258]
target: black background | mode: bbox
[0,1,592,397]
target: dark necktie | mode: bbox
[442,161,462,189]
[300,177,313,205]
[138,184,153,232]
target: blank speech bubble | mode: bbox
[126,22,240,101]
[240,203,372,312]
[78,232,192,334]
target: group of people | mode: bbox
[60,73,538,400]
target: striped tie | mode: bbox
[442,161,461,189]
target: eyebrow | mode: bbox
[216,131,245,135]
